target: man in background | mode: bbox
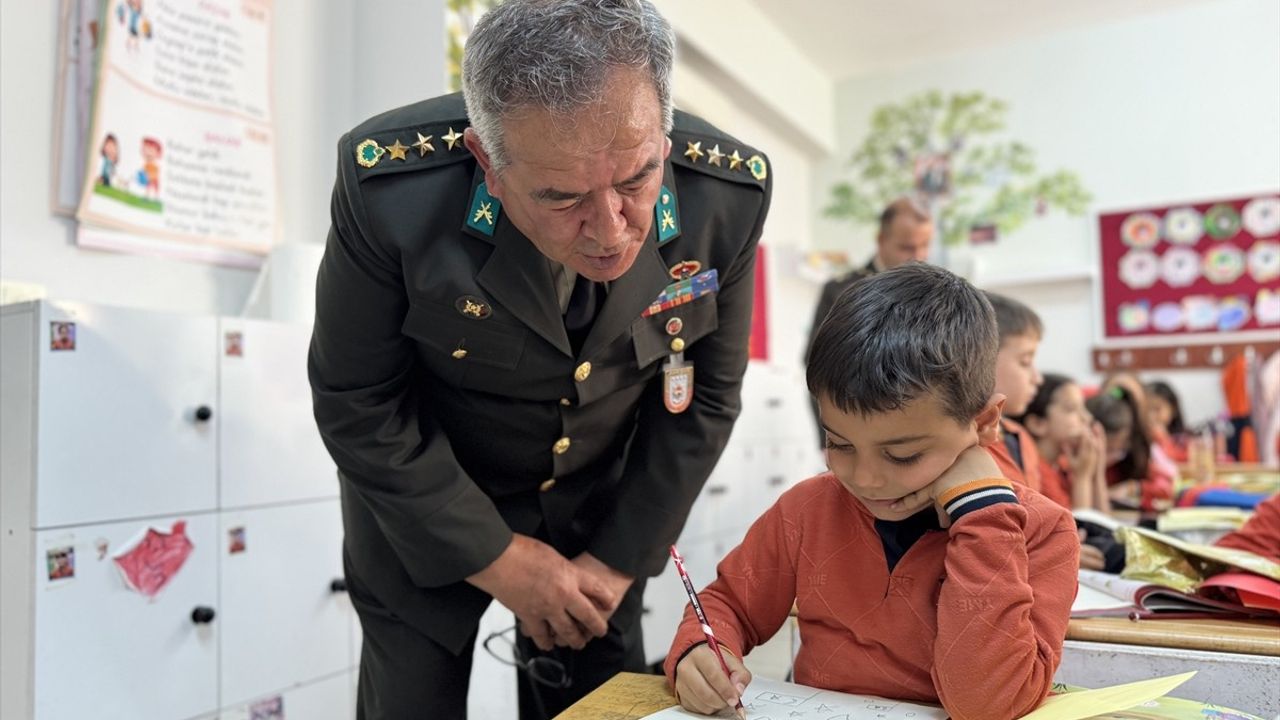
[806,197,933,445]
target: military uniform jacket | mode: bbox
[308,93,772,654]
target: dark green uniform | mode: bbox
[308,92,771,718]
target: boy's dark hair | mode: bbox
[1145,380,1186,435]
[1014,372,1074,429]
[983,290,1043,344]
[807,263,997,423]
[1086,387,1150,481]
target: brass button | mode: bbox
[553,437,571,454]
[540,478,557,492]
[451,348,468,359]
[559,397,572,406]
[670,338,686,353]
[574,361,592,382]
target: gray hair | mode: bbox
[807,263,998,424]
[461,0,676,171]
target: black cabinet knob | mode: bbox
[191,606,216,624]
[329,578,348,593]
[194,405,213,422]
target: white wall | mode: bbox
[814,0,1280,425]
[1,0,445,317]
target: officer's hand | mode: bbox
[570,552,634,621]
[674,643,751,717]
[467,534,609,651]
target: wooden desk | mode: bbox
[1066,616,1280,656]
[554,672,674,720]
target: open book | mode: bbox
[1072,569,1280,618]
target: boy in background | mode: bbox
[983,291,1045,492]
[666,264,1078,720]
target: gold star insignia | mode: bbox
[386,138,409,161]
[661,209,676,232]
[706,144,724,166]
[412,132,434,157]
[473,201,495,226]
[684,141,703,162]
[443,127,464,151]
[728,150,744,171]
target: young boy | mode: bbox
[983,291,1046,494]
[666,264,1079,720]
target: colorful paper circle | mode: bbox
[1121,212,1161,248]
[1203,244,1246,284]
[1183,295,1219,331]
[1204,204,1241,240]
[1256,289,1280,326]
[1217,296,1251,331]
[1119,249,1160,289]
[1242,197,1280,237]
[1151,302,1185,332]
[1163,207,1203,245]
[1248,240,1280,283]
[1160,247,1201,287]
[1117,301,1150,333]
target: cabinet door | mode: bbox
[33,514,219,720]
[218,671,352,720]
[36,302,218,527]
[218,318,338,509]
[219,501,351,707]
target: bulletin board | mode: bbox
[1098,193,1280,340]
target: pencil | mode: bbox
[670,544,746,719]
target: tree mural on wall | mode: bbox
[825,90,1091,252]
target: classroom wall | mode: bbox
[812,0,1280,425]
[0,0,444,317]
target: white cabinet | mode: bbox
[11,301,220,529]
[219,671,352,720]
[218,501,350,708]
[1,300,354,720]
[218,318,337,509]
[31,514,219,720]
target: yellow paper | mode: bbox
[1015,672,1196,720]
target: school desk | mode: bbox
[1059,617,1280,716]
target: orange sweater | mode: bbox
[1037,458,1073,510]
[665,470,1079,720]
[990,418,1043,492]
[1215,494,1280,562]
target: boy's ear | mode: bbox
[974,393,1007,447]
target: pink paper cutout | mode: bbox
[112,521,194,598]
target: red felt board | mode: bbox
[1098,193,1280,339]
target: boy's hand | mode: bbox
[674,644,752,716]
[889,446,1002,527]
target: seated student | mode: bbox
[1145,380,1190,463]
[983,292,1045,491]
[1215,494,1280,562]
[1086,385,1174,512]
[665,264,1079,720]
[1016,374,1123,572]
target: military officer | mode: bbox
[804,197,932,447]
[307,1,772,718]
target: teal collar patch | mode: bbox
[655,184,680,245]
[466,182,501,236]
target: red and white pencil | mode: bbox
[670,544,746,719]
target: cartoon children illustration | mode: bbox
[98,133,119,187]
[136,137,161,200]
[117,0,151,52]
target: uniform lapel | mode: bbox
[469,170,574,357]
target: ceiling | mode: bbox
[746,0,1219,80]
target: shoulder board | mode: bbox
[669,112,768,190]
[346,94,475,181]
